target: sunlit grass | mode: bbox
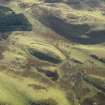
[0,72,70,105]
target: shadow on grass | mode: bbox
[29,48,62,64]
[38,15,105,44]
[0,6,32,32]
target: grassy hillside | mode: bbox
[0,0,105,105]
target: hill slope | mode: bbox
[0,0,105,105]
